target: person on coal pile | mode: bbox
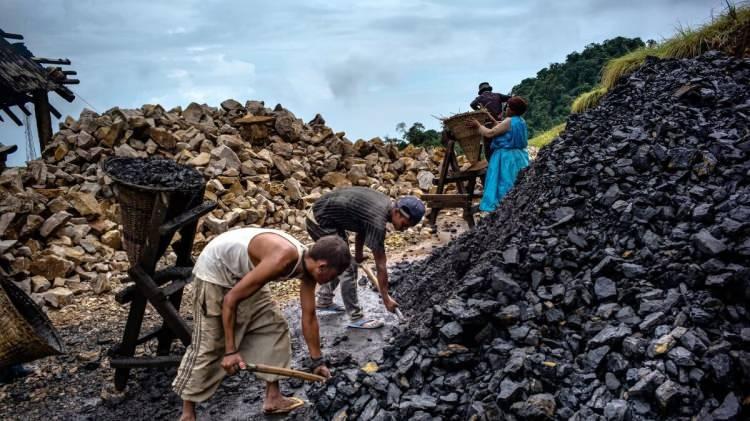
[470,82,511,120]
[467,96,530,212]
[306,187,425,329]
[172,228,350,419]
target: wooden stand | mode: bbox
[109,195,216,391]
[422,131,486,231]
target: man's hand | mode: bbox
[382,294,399,313]
[313,364,331,379]
[221,353,246,376]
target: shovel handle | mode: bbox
[358,264,406,321]
[245,363,326,383]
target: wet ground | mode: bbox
[0,212,469,420]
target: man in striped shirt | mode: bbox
[305,187,425,327]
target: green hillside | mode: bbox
[512,37,645,137]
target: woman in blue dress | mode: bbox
[467,96,530,212]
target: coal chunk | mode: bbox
[594,277,617,301]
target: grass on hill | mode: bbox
[528,123,566,149]
[570,87,608,114]
[572,3,750,114]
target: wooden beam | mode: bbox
[54,87,75,102]
[1,106,23,125]
[48,103,62,119]
[17,103,32,116]
[32,90,53,149]
[422,193,474,208]
[159,201,217,235]
[61,79,80,85]
[32,57,71,65]
[62,70,77,75]
[0,31,23,40]
[433,169,487,185]
[110,355,182,369]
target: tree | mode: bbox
[512,37,645,137]
[394,122,441,148]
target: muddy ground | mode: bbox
[0,212,468,420]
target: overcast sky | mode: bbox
[0,0,728,166]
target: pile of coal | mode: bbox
[103,157,204,190]
[303,51,750,420]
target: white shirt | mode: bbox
[193,227,305,288]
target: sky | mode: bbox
[0,0,729,166]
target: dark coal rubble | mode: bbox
[301,52,750,420]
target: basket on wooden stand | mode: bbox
[102,157,205,267]
[442,110,494,164]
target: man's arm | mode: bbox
[299,277,330,377]
[373,249,398,312]
[477,117,511,138]
[299,277,322,359]
[354,233,365,263]
[496,93,511,102]
[470,96,481,110]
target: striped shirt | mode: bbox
[312,187,392,253]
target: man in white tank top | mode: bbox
[172,228,350,419]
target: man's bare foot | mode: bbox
[262,395,304,414]
[179,400,196,421]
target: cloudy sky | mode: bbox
[0,0,727,166]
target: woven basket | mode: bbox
[0,278,65,368]
[442,110,494,163]
[103,157,205,266]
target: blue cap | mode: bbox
[397,196,426,225]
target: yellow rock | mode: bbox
[654,342,670,355]
[361,361,379,374]
[54,143,69,161]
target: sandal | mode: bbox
[317,303,346,314]
[262,396,306,415]
[347,318,385,329]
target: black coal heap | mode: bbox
[304,51,750,420]
[104,157,204,190]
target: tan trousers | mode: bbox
[172,277,291,403]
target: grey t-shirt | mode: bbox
[312,187,392,253]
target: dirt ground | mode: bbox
[0,212,468,421]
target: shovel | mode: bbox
[243,363,326,383]
[358,263,406,321]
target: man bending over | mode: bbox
[172,228,350,419]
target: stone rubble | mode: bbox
[301,52,750,420]
[0,100,445,308]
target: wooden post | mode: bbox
[32,90,53,150]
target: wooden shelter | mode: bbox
[0,29,78,151]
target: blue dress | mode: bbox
[479,116,530,212]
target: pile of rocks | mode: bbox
[0,100,442,308]
[303,51,750,420]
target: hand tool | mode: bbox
[243,362,326,382]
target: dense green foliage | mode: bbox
[512,37,645,137]
[387,122,442,148]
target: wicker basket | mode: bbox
[442,110,494,163]
[103,157,205,266]
[0,278,65,368]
